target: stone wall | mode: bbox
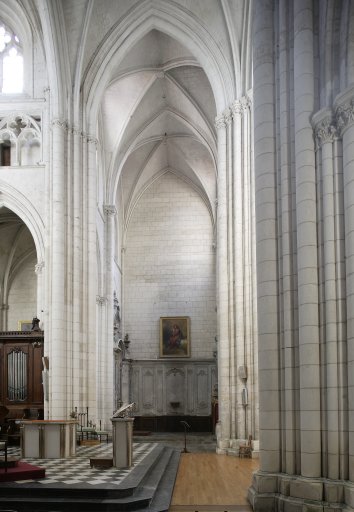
[124,171,216,360]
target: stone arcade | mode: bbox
[0,1,354,510]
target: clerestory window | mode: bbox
[0,23,23,94]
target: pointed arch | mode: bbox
[0,180,45,263]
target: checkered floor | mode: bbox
[5,442,157,488]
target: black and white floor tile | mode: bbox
[5,442,157,488]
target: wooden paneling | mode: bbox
[131,360,217,418]
[134,415,212,432]
[0,332,44,420]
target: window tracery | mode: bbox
[0,114,41,166]
[0,22,23,93]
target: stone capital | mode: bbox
[334,86,354,135]
[96,295,107,306]
[83,132,98,145]
[240,95,252,111]
[104,204,117,217]
[215,114,227,130]
[35,261,45,274]
[231,100,243,117]
[313,117,338,148]
[224,108,233,126]
[51,118,68,131]
[335,100,354,135]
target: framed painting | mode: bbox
[18,320,32,332]
[160,317,190,358]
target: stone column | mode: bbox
[71,127,82,412]
[252,0,280,476]
[293,0,321,478]
[225,108,237,442]
[50,119,67,419]
[241,95,255,443]
[313,111,341,480]
[278,0,298,476]
[336,91,354,482]
[85,134,98,420]
[35,261,45,328]
[1,304,9,331]
[121,359,132,405]
[215,113,230,452]
[232,100,246,442]
[96,294,107,423]
[103,204,117,427]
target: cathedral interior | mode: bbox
[0,1,354,510]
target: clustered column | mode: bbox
[336,92,354,481]
[215,95,258,452]
[250,0,354,507]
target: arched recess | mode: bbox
[0,180,45,263]
[0,195,43,330]
[82,0,236,135]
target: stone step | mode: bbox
[0,444,180,512]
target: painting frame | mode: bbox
[18,320,32,332]
[160,316,190,358]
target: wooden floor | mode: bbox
[169,453,259,512]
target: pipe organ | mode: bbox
[0,331,44,423]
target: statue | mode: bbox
[31,316,41,332]
[113,291,121,343]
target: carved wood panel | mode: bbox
[130,360,216,416]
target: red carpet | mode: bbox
[0,461,45,482]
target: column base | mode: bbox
[216,437,260,458]
[248,470,354,512]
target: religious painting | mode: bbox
[18,320,32,332]
[160,317,190,358]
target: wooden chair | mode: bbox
[239,435,252,458]
[96,420,110,443]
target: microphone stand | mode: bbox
[180,420,191,453]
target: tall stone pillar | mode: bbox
[313,111,342,481]
[250,2,354,510]
[336,91,354,482]
[70,127,82,413]
[102,205,116,426]
[293,0,321,478]
[252,0,280,477]
[232,100,246,442]
[35,261,45,327]
[50,119,67,419]
[85,134,98,418]
[215,113,230,452]
[216,99,258,453]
